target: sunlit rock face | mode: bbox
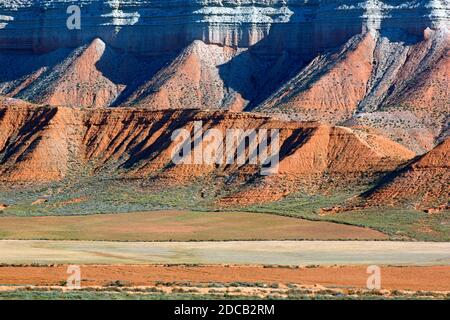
[0,0,448,55]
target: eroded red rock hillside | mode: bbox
[0,1,448,210]
[354,138,449,212]
[0,1,448,154]
[0,100,417,204]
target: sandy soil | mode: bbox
[0,265,449,292]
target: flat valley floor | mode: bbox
[0,211,448,299]
[0,240,449,265]
[0,211,387,241]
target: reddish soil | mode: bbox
[0,265,449,291]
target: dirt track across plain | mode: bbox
[0,240,449,266]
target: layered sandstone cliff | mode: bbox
[0,1,448,155]
[1,0,447,54]
[0,0,448,211]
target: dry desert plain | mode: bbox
[0,211,449,299]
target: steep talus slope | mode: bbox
[0,29,445,155]
[124,40,305,111]
[124,41,247,111]
[19,38,121,108]
[0,103,414,204]
[360,28,449,112]
[380,29,449,121]
[347,28,450,153]
[256,33,376,122]
[0,38,169,108]
[0,38,305,111]
[258,27,448,151]
[353,138,449,211]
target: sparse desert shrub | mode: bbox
[105,280,131,287]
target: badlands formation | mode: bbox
[0,102,415,201]
[0,0,448,211]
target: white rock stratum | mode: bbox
[0,0,448,54]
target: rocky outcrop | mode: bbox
[0,97,81,181]
[2,98,447,209]
[218,124,416,205]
